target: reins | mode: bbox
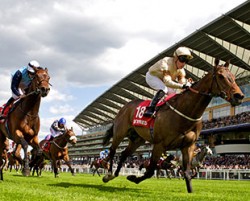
[165,66,234,122]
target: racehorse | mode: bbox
[0,67,50,180]
[139,154,177,179]
[102,59,244,193]
[178,145,213,178]
[6,151,22,173]
[30,128,77,178]
[90,159,109,176]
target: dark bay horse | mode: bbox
[0,67,50,180]
[102,59,244,193]
[90,159,109,176]
[30,128,77,178]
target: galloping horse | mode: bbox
[90,159,109,176]
[177,145,213,178]
[30,128,77,178]
[190,145,213,177]
[0,67,50,180]
[102,59,244,193]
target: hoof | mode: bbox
[102,174,115,183]
[22,168,30,177]
[127,175,137,182]
[102,175,109,183]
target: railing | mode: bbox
[44,165,250,180]
[197,169,250,180]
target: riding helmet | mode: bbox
[28,60,40,73]
[59,117,66,125]
[173,47,193,60]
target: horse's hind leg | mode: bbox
[114,136,145,177]
[127,143,164,184]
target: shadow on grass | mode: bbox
[49,182,141,193]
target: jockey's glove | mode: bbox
[182,82,192,89]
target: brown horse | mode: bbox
[0,67,50,180]
[90,159,109,176]
[30,128,77,178]
[102,59,244,193]
[7,151,22,173]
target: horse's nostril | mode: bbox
[234,93,244,100]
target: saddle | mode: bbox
[132,93,177,128]
[0,104,11,123]
[41,141,51,152]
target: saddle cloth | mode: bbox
[132,93,176,128]
[0,104,11,123]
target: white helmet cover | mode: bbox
[174,47,193,59]
[27,60,40,73]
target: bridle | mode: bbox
[165,66,236,122]
[17,71,51,117]
[52,130,76,149]
[188,66,235,101]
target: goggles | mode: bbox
[178,55,191,63]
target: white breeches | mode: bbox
[146,72,176,95]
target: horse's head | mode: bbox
[211,59,244,106]
[30,67,51,97]
[64,127,77,145]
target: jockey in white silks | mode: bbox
[144,47,193,117]
[45,117,67,141]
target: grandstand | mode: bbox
[69,1,250,162]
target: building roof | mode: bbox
[74,1,250,129]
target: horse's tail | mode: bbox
[103,124,114,146]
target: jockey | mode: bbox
[49,117,67,140]
[42,117,67,151]
[144,47,193,117]
[99,149,109,163]
[0,60,40,119]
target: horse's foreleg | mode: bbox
[52,160,59,178]
[65,160,75,176]
[19,139,30,176]
[181,145,195,193]
[97,169,100,177]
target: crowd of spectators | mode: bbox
[202,111,250,130]
[202,154,250,170]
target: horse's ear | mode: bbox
[71,126,73,131]
[214,58,219,66]
[224,60,230,68]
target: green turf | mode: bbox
[0,171,249,201]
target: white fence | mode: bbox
[44,165,250,180]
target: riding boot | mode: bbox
[0,97,15,119]
[143,90,165,117]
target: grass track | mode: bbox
[0,171,249,201]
